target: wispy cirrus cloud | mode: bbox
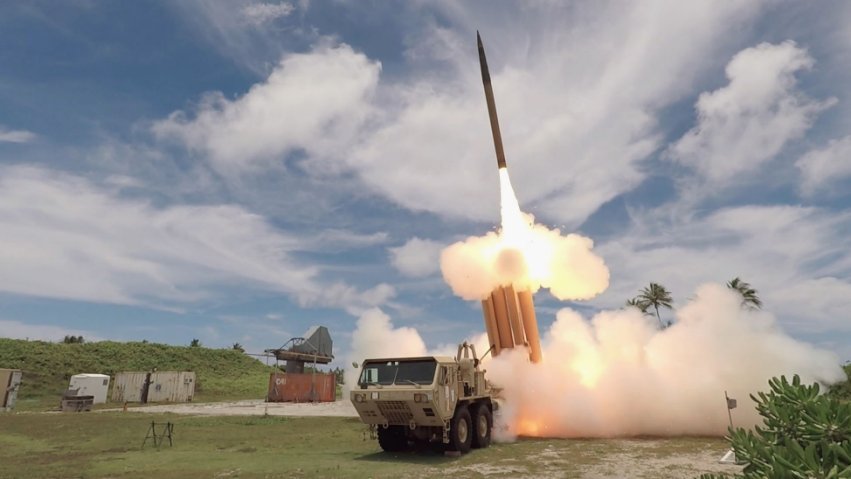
[388,237,444,278]
[241,2,294,26]
[796,135,851,197]
[0,126,36,143]
[0,165,392,312]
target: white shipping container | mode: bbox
[69,373,110,404]
[112,372,149,403]
[147,371,195,403]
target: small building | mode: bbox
[1,368,22,411]
[112,371,195,403]
[69,373,110,404]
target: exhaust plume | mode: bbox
[489,284,845,438]
[441,169,609,301]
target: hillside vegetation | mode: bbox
[0,338,276,410]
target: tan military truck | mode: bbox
[350,342,496,454]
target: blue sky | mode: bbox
[1,1,850,365]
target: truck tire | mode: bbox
[377,425,408,452]
[448,405,473,453]
[471,403,492,449]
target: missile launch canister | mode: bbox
[477,31,508,170]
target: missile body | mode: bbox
[477,31,507,170]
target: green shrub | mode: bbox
[700,375,851,479]
[827,363,851,402]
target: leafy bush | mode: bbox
[700,375,851,479]
[828,363,851,402]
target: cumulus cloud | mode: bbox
[241,2,294,26]
[594,204,851,335]
[796,135,851,196]
[0,319,102,342]
[668,41,836,184]
[152,42,381,175]
[389,237,444,277]
[344,1,770,225]
[345,308,428,387]
[158,2,770,226]
[0,165,391,311]
[0,126,36,143]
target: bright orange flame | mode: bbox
[516,418,544,437]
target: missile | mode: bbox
[477,31,507,170]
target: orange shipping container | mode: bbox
[267,372,335,402]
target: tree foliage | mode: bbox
[332,367,345,385]
[700,375,851,479]
[232,342,245,352]
[636,282,673,328]
[727,277,763,310]
[62,335,85,344]
[189,338,201,347]
[625,297,651,314]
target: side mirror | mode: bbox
[351,362,359,369]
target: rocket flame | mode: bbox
[440,169,610,301]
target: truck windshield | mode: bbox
[358,359,437,386]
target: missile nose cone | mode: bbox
[477,31,491,85]
[477,31,506,170]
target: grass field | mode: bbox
[0,338,278,411]
[1,338,846,478]
[0,412,738,479]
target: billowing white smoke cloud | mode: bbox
[489,284,845,438]
[345,308,427,388]
[441,170,610,301]
[345,308,490,389]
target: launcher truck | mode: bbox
[350,342,497,454]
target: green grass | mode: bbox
[0,412,735,479]
[0,338,277,411]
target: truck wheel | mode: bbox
[377,425,408,452]
[448,405,473,453]
[471,403,492,449]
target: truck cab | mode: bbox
[350,342,495,453]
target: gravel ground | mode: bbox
[106,399,359,417]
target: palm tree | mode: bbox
[727,277,762,309]
[637,282,673,328]
[625,297,651,314]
